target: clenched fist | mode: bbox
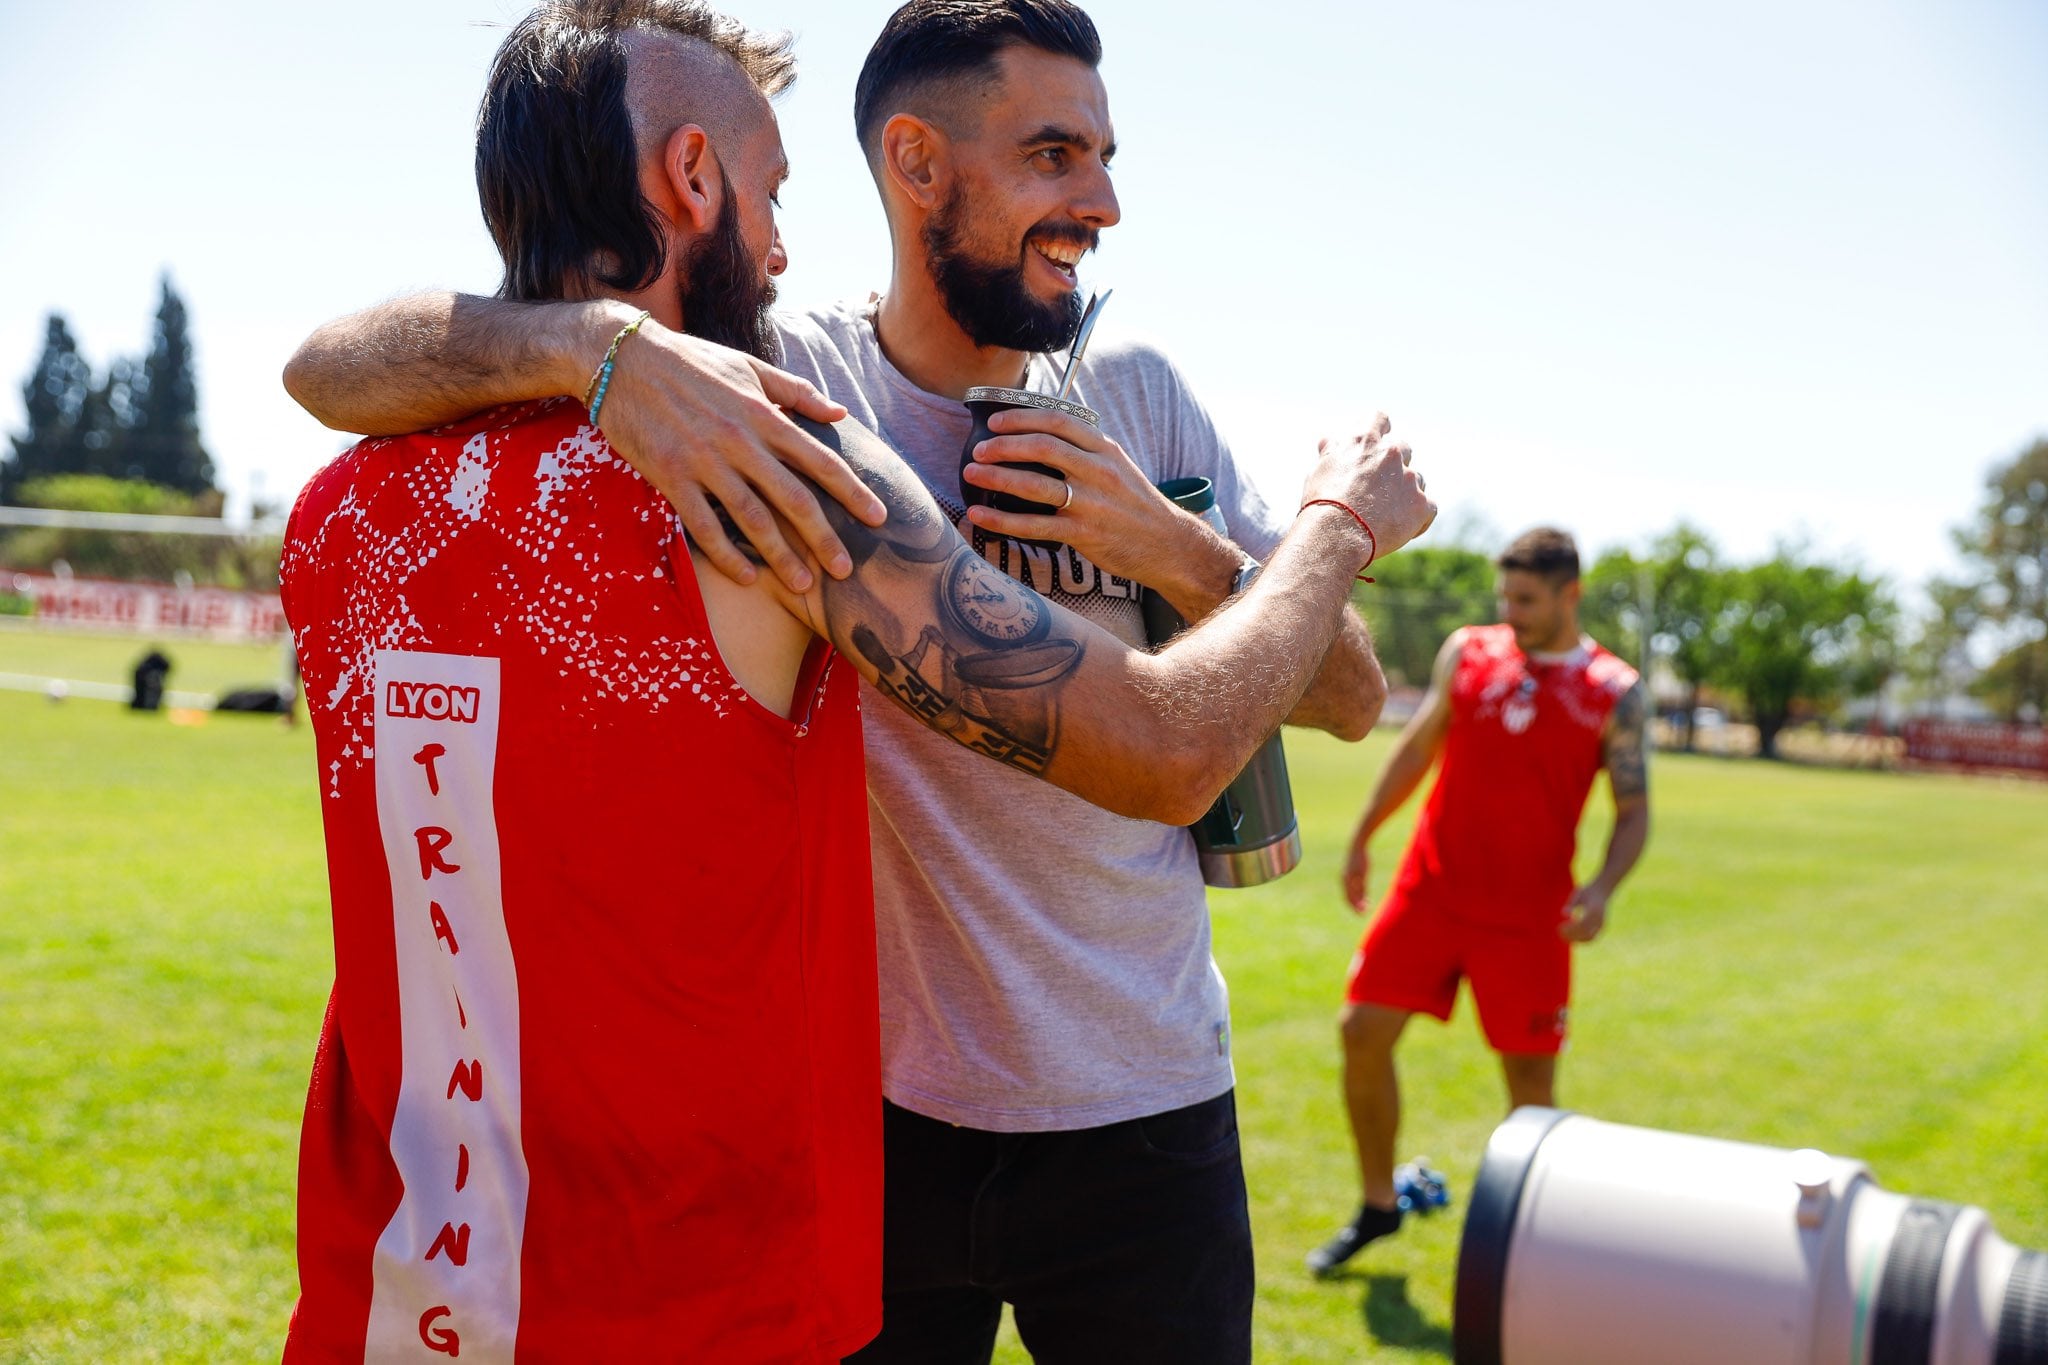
[1298,414,1436,567]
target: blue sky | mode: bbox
[2,0,2042,591]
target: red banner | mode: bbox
[3,571,286,641]
[1902,719,2048,774]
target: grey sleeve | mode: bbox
[1159,356,1286,562]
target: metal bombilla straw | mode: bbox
[1055,289,1112,400]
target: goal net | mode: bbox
[0,505,288,708]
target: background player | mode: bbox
[1307,526,1651,1276]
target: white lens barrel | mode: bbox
[1454,1108,2048,1365]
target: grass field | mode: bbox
[3,657,2045,1362]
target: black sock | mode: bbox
[1353,1202,1403,1237]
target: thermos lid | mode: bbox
[963,386,1100,428]
[1156,476,1216,515]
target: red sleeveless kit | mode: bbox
[279,399,880,1362]
[1396,623,1637,929]
[1347,624,1637,1052]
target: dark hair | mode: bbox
[1497,527,1581,586]
[853,0,1101,158]
[476,0,795,301]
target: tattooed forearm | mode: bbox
[783,416,1093,777]
[1605,681,1650,800]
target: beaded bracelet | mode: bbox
[1299,498,1378,582]
[584,309,652,426]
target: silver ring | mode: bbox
[1058,482,1075,511]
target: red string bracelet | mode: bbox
[1299,498,1377,582]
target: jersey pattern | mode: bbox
[279,398,880,1363]
[1392,623,1638,930]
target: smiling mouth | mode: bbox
[1030,237,1086,280]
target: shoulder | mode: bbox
[1086,329,1180,375]
[291,399,627,534]
[1074,330,1243,482]
[774,299,871,361]
[773,300,879,393]
[1465,623,1516,659]
[1583,640,1641,698]
[770,305,829,355]
[1441,625,1513,686]
[1078,330,1198,411]
[1430,625,1476,683]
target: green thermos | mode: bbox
[1142,476,1303,888]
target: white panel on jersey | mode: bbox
[363,650,527,1363]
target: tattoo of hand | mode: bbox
[1606,682,1649,799]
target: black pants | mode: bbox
[844,1092,1254,1365]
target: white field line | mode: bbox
[0,671,216,709]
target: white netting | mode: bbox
[0,505,290,708]
[0,505,285,639]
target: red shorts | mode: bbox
[1344,892,1571,1055]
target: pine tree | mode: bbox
[69,359,137,479]
[6,314,92,501]
[125,275,215,494]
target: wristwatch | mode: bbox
[1229,557,1262,597]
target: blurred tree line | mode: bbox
[3,275,216,505]
[1352,436,2047,755]
[0,278,275,589]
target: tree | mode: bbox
[1902,574,1986,709]
[68,358,137,480]
[1712,547,1894,758]
[1351,544,1496,688]
[1579,547,1649,672]
[5,314,91,501]
[125,275,215,494]
[1954,437,2048,723]
[1583,525,1727,749]
[1974,639,2048,723]
[1646,526,1729,750]
[5,278,218,503]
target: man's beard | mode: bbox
[678,196,778,363]
[923,184,1087,354]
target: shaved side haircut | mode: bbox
[852,0,1100,165]
[478,0,796,301]
[1497,527,1581,587]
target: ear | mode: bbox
[878,111,949,211]
[1563,579,1584,609]
[658,123,722,233]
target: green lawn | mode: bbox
[2,687,2044,1362]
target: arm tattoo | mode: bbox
[1605,681,1649,800]
[716,414,1090,776]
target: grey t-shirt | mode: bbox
[775,299,1285,1131]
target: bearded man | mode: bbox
[283,3,1407,1359]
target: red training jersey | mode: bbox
[1390,623,1638,930]
[278,399,880,1363]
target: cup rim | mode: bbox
[963,386,1100,427]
